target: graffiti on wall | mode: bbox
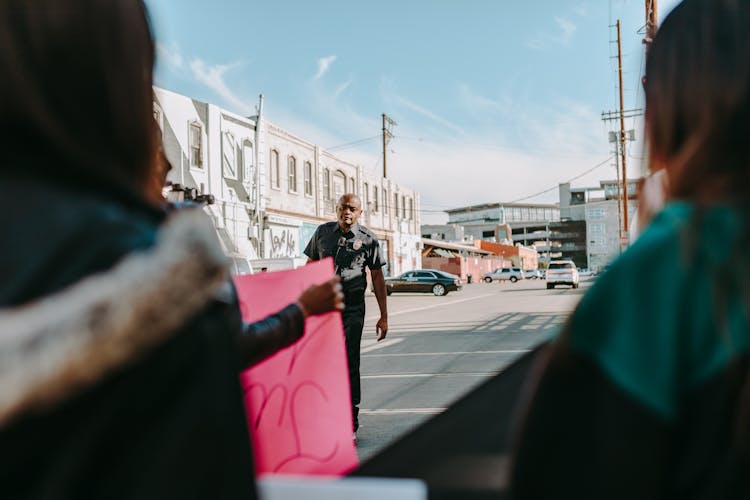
[269,226,298,258]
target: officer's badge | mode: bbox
[353,239,363,251]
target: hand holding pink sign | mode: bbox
[233,258,358,476]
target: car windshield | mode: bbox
[549,262,574,270]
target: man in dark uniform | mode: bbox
[304,193,389,439]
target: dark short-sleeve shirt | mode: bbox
[304,222,384,299]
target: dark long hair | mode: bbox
[645,0,750,202]
[0,0,158,203]
[647,0,750,448]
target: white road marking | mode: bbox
[360,338,404,353]
[364,293,496,322]
[361,371,498,379]
[359,408,446,415]
[363,349,530,357]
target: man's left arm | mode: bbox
[371,268,388,341]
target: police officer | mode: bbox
[304,193,388,439]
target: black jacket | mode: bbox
[0,176,301,499]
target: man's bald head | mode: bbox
[336,193,362,231]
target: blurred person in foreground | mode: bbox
[0,1,342,499]
[510,1,750,498]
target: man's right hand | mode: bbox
[296,276,344,318]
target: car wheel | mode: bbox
[510,276,518,283]
[547,283,554,289]
[432,284,446,296]
[386,289,392,296]
[484,277,492,283]
[573,283,579,289]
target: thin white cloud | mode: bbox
[525,15,578,50]
[572,4,589,17]
[392,94,465,136]
[314,55,337,80]
[332,78,353,100]
[189,59,252,115]
[555,17,577,43]
[156,42,184,70]
[458,84,509,115]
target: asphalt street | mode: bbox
[355,276,594,462]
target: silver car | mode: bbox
[483,267,524,283]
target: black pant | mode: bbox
[342,301,365,432]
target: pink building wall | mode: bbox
[422,256,510,282]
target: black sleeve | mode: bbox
[509,342,672,500]
[366,237,385,270]
[236,304,305,369]
[303,227,319,261]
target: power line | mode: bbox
[396,135,603,158]
[505,156,615,204]
[327,135,381,151]
[367,155,617,214]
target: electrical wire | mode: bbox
[326,135,381,151]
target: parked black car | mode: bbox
[384,269,463,296]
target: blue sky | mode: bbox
[145,0,680,223]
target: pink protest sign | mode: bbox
[233,258,359,476]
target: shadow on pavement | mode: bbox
[352,345,544,500]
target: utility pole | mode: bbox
[602,21,642,248]
[645,0,658,50]
[616,20,629,240]
[382,113,396,178]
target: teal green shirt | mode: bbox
[566,202,750,420]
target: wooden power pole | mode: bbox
[616,20,629,240]
[645,0,658,50]
[382,113,396,178]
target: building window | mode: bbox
[333,170,346,201]
[383,189,388,214]
[401,195,406,219]
[363,182,369,209]
[189,121,203,168]
[588,207,606,220]
[349,177,356,194]
[288,156,297,193]
[242,141,254,184]
[590,223,606,234]
[222,132,237,179]
[323,168,331,199]
[304,161,313,196]
[269,149,280,188]
[483,230,495,238]
[408,198,414,220]
[394,193,399,218]
[373,186,379,212]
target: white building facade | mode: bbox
[154,87,421,276]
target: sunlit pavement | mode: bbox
[355,276,595,462]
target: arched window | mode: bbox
[304,161,313,196]
[333,170,346,201]
[349,177,356,194]
[394,192,399,218]
[288,156,297,193]
[270,149,280,188]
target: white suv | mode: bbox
[483,267,524,283]
[546,260,579,289]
